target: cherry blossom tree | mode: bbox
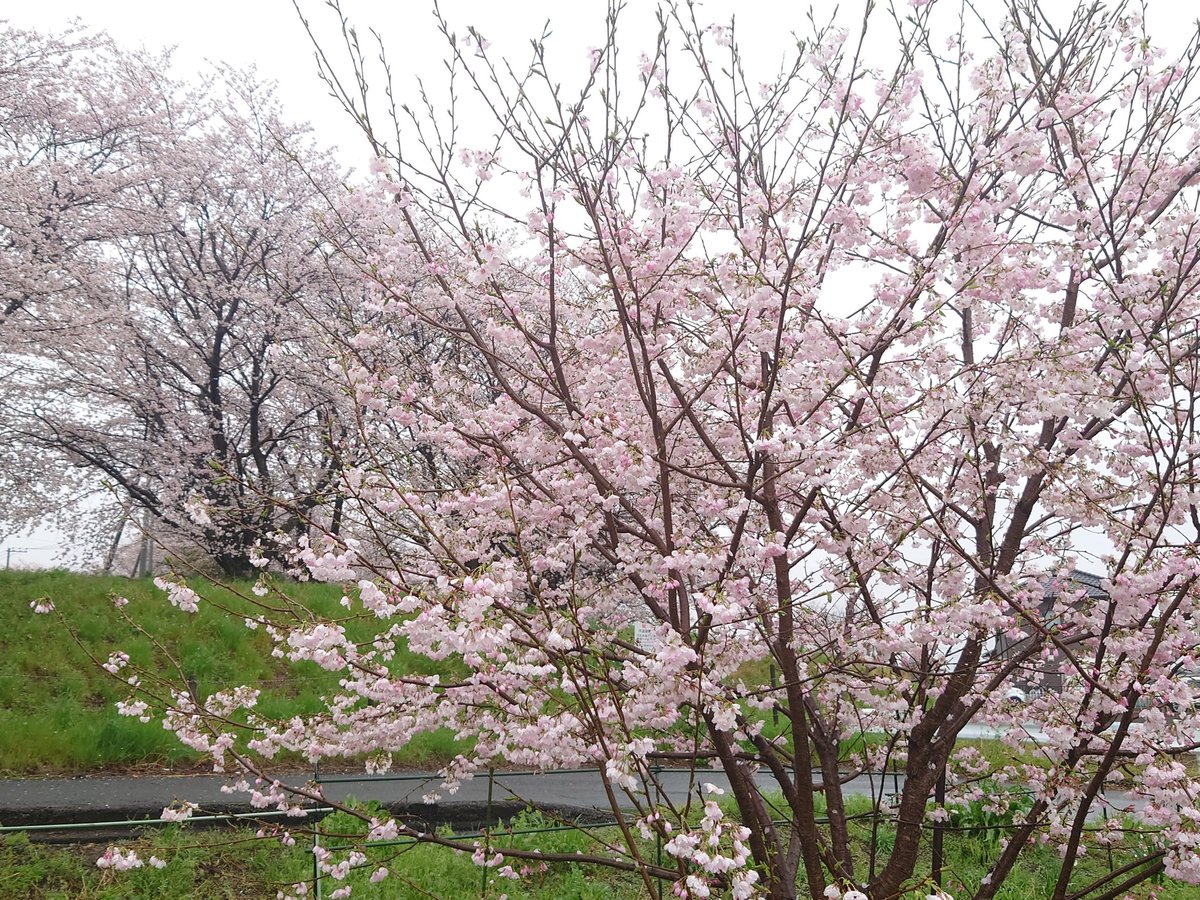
[94,0,1200,897]
[0,25,175,324]
[0,25,177,559]
[0,27,356,574]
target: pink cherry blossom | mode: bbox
[31,2,1200,898]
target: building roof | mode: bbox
[1036,569,1108,615]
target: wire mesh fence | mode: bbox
[0,760,1160,899]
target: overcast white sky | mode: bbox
[7,0,1195,170]
[7,0,804,166]
[3,0,1197,568]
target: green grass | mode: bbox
[0,567,1134,791]
[753,792,1200,899]
[0,811,647,899]
[0,828,313,899]
[3,571,1197,896]
[0,569,468,775]
[4,800,1199,899]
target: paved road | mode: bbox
[958,722,1052,742]
[0,765,1142,830]
[0,768,894,824]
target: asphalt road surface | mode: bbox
[0,764,1142,831]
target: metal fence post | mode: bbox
[654,763,663,898]
[481,765,495,897]
[313,758,323,899]
[313,827,322,900]
[932,766,946,888]
[1102,800,1114,874]
[867,765,879,882]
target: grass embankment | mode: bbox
[0,569,464,775]
[0,569,1059,778]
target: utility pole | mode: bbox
[4,547,28,569]
[131,507,155,578]
[144,506,154,576]
[104,513,129,574]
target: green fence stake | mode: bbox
[313,826,322,900]
[481,765,495,898]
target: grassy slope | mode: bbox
[0,569,1043,778]
[0,569,463,775]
